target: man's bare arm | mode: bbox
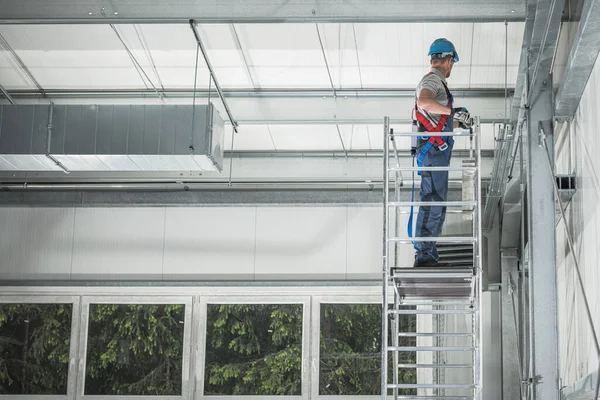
[417,89,452,115]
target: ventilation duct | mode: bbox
[0,104,225,172]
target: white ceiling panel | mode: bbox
[1,22,526,91]
[470,22,524,88]
[0,25,148,89]
[115,24,211,89]
[338,124,371,150]
[234,24,331,88]
[354,24,425,88]
[224,124,276,151]
[0,48,35,90]
[195,24,253,88]
[354,23,472,88]
[268,124,343,150]
[318,23,362,88]
[220,123,498,152]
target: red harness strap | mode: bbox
[415,105,450,133]
[415,72,453,149]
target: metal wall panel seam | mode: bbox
[69,207,76,281]
[253,206,258,281]
[161,207,167,281]
[345,205,349,281]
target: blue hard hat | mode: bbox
[428,38,459,62]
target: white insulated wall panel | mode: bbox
[557,224,580,386]
[71,208,165,280]
[0,204,472,282]
[346,207,382,279]
[254,207,347,279]
[162,207,256,280]
[557,48,600,388]
[0,207,74,280]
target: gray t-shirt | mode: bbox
[416,68,451,129]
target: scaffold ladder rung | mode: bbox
[388,346,476,352]
[387,383,477,389]
[389,166,477,172]
[388,309,475,315]
[388,201,478,207]
[390,130,473,137]
[396,301,474,306]
[397,363,474,369]
[391,271,474,279]
[389,396,473,400]
[398,332,474,337]
[388,236,476,243]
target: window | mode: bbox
[319,303,417,396]
[0,303,73,395]
[204,304,303,395]
[84,304,185,395]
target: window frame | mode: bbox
[0,295,81,400]
[196,294,311,400]
[75,295,194,400]
[311,295,383,400]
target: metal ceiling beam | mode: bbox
[6,87,513,99]
[0,185,474,206]
[511,0,565,122]
[109,24,164,99]
[554,0,600,119]
[6,92,513,124]
[0,83,15,104]
[0,155,494,185]
[0,33,46,97]
[229,24,257,89]
[224,149,495,158]
[0,0,526,24]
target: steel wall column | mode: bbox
[526,73,559,399]
[483,289,503,399]
[501,249,522,400]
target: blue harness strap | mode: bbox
[416,140,434,171]
[408,154,415,238]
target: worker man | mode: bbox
[412,38,472,268]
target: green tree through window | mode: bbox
[84,304,185,395]
[0,303,72,395]
[320,303,417,395]
[204,304,303,395]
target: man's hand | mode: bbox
[453,107,473,128]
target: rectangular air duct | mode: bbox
[0,104,225,172]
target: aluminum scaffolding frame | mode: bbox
[382,117,483,399]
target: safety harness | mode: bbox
[408,72,454,239]
[414,72,454,167]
